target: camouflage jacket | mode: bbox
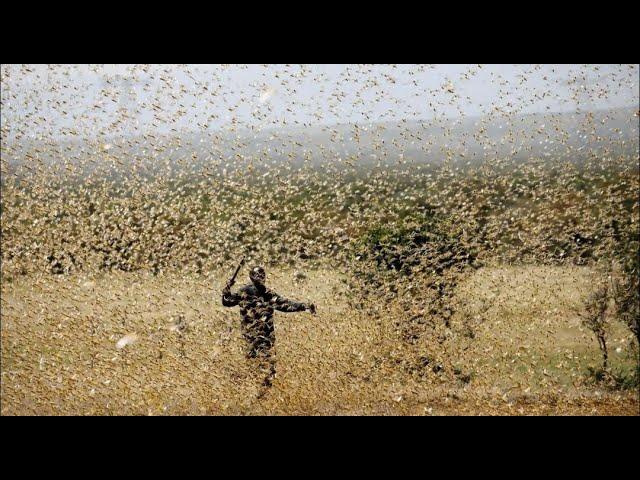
[222,284,307,324]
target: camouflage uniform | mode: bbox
[222,280,309,387]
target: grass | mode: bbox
[2,265,637,415]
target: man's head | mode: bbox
[249,265,266,286]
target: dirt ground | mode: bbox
[1,265,638,415]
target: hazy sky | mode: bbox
[1,64,638,141]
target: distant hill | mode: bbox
[3,107,638,179]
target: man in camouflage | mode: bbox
[222,265,316,389]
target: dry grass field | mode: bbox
[2,265,637,415]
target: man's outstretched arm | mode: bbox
[271,291,316,313]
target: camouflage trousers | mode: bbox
[241,316,276,387]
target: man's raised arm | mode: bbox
[222,257,246,307]
[222,282,241,307]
